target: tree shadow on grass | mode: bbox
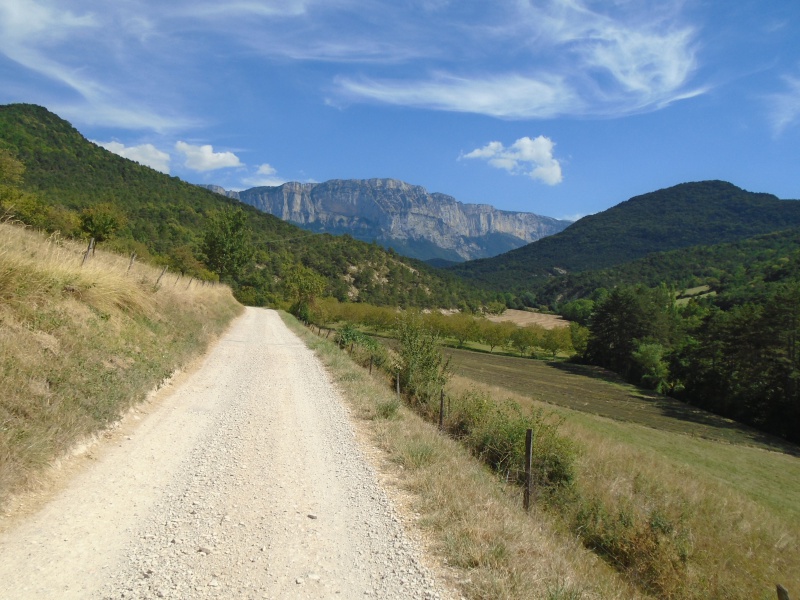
[549,361,800,457]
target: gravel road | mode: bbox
[0,308,449,599]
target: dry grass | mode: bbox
[283,312,644,600]
[0,222,242,505]
[486,309,570,330]
[446,373,800,599]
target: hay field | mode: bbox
[486,308,570,329]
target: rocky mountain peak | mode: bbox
[204,178,569,262]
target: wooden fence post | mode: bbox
[81,238,95,266]
[156,266,168,286]
[438,390,445,430]
[126,251,136,275]
[523,428,533,512]
[777,584,790,600]
[369,356,373,375]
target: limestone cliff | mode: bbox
[202,179,569,261]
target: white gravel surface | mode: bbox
[0,308,449,599]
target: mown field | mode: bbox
[446,346,800,525]
[443,346,800,598]
[446,347,797,454]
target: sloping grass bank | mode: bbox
[283,312,641,600]
[294,313,799,599]
[0,223,242,505]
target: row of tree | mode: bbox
[307,298,583,360]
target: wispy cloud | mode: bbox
[337,73,581,119]
[181,1,310,19]
[766,74,800,135]
[94,140,171,173]
[175,141,243,171]
[0,0,197,132]
[0,0,706,131]
[462,136,563,185]
[0,1,98,93]
[335,0,704,118]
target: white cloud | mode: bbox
[241,163,286,187]
[179,1,311,19]
[463,136,563,186]
[94,141,171,173]
[175,141,243,171]
[767,75,800,135]
[560,213,585,222]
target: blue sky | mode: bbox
[1,1,798,220]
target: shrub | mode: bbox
[571,487,692,596]
[447,390,576,494]
[396,311,449,407]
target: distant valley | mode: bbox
[203,179,570,262]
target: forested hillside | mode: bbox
[0,104,480,308]
[538,226,800,305]
[451,180,800,290]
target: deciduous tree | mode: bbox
[201,207,252,282]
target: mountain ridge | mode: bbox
[202,179,570,262]
[450,180,800,290]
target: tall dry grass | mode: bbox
[447,375,800,600]
[0,222,242,505]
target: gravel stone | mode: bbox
[0,308,454,600]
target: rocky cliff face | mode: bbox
[203,179,569,261]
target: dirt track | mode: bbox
[0,308,449,599]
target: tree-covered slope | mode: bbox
[0,103,478,308]
[450,180,800,289]
[537,226,800,305]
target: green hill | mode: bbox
[450,180,800,290]
[0,103,477,308]
[537,226,800,305]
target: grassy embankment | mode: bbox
[284,312,641,600]
[289,315,800,600]
[0,222,242,506]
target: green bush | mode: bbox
[446,391,576,493]
[571,493,691,595]
[335,323,389,370]
[396,311,449,407]
[374,397,400,420]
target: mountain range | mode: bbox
[4,103,800,312]
[203,180,570,262]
